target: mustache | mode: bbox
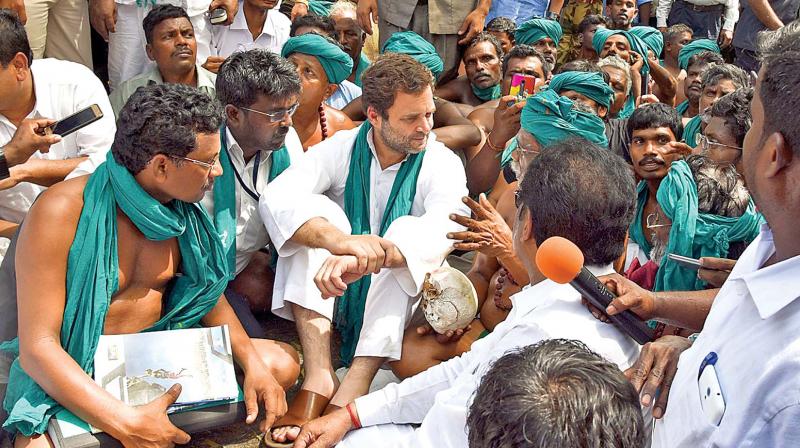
[638,155,665,166]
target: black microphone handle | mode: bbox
[570,267,655,345]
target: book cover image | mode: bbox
[94,326,238,410]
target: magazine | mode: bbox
[93,325,239,412]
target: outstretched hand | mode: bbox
[447,194,514,259]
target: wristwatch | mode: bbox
[545,11,560,21]
[0,147,9,180]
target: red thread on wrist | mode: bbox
[346,403,362,429]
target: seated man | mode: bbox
[1,84,299,446]
[514,18,561,71]
[280,32,356,150]
[260,53,469,445]
[292,133,644,448]
[700,87,752,177]
[0,10,115,257]
[661,24,693,102]
[467,339,645,448]
[435,33,505,109]
[485,16,516,54]
[200,49,305,338]
[208,0,291,61]
[675,50,724,120]
[329,0,370,90]
[683,63,749,147]
[110,5,217,116]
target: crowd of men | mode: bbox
[0,0,799,446]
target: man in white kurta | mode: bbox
[259,53,469,443]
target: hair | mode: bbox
[598,54,632,95]
[628,103,683,142]
[709,87,753,147]
[757,19,800,153]
[361,53,434,118]
[578,14,608,34]
[556,60,611,84]
[142,4,191,45]
[700,63,749,90]
[467,339,645,448]
[328,0,357,17]
[518,138,636,265]
[686,50,724,71]
[113,84,223,174]
[289,13,335,37]
[0,8,32,66]
[465,31,505,61]
[216,49,301,108]
[486,16,517,36]
[664,23,692,44]
[502,44,550,79]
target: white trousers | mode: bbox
[338,424,417,447]
[24,0,93,68]
[107,3,212,89]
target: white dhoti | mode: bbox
[338,424,418,447]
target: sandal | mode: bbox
[262,389,330,448]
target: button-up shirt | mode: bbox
[657,0,740,30]
[211,7,291,58]
[379,0,478,35]
[0,58,115,224]
[350,265,642,448]
[109,64,217,117]
[201,126,304,276]
[653,225,800,447]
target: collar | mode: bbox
[224,125,274,167]
[729,225,800,319]
[511,263,616,316]
[231,6,278,37]
[365,127,410,171]
[145,64,215,90]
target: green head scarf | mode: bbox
[2,151,229,436]
[520,88,609,148]
[548,71,615,109]
[678,39,721,71]
[593,28,651,75]
[281,33,354,84]
[515,18,563,45]
[630,26,664,59]
[307,0,334,16]
[382,31,444,79]
[629,160,764,292]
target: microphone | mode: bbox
[535,236,654,345]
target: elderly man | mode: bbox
[592,27,649,117]
[701,88,752,176]
[329,0,370,88]
[676,50,724,120]
[682,63,748,147]
[435,33,505,108]
[514,18,562,71]
[260,53,469,445]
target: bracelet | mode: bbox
[346,403,362,429]
[485,133,503,153]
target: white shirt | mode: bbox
[352,265,642,447]
[201,126,303,276]
[653,225,800,447]
[656,0,740,30]
[0,59,115,224]
[326,80,362,110]
[211,7,291,58]
[261,125,470,295]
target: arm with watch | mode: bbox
[0,118,62,181]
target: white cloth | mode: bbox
[108,2,213,90]
[259,125,469,360]
[200,126,303,276]
[0,58,115,224]
[343,265,643,448]
[210,6,290,58]
[325,80,362,110]
[656,0,740,30]
[653,225,800,447]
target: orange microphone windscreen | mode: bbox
[535,236,585,284]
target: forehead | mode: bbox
[633,126,676,139]
[288,52,325,73]
[673,31,692,42]
[387,87,434,115]
[704,116,731,138]
[153,17,193,33]
[506,56,544,75]
[602,65,628,82]
[687,61,708,75]
[705,78,737,92]
[249,92,299,111]
[488,30,512,41]
[330,12,359,30]
[606,35,630,47]
[465,41,499,58]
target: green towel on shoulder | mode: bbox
[471,83,502,101]
[683,114,702,147]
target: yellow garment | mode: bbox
[557,0,603,66]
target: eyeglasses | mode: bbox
[168,154,219,171]
[698,134,743,153]
[240,103,300,123]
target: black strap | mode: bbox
[223,131,262,202]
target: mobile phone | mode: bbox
[668,253,702,270]
[509,73,537,99]
[641,72,651,96]
[45,104,103,137]
[209,7,227,24]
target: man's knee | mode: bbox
[13,434,53,448]
[252,339,301,390]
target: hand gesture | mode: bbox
[598,273,657,321]
[718,29,733,48]
[202,56,225,74]
[116,384,192,448]
[625,335,692,418]
[416,322,472,343]
[356,0,378,35]
[291,1,308,20]
[447,194,514,259]
[89,0,117,41]
[293,408,354,448]
[490,96,526,148]
[5,118,60,165]
[208,0,237,26]
[242,365,288,433]
[330,234,393,274]
[698,257,736,288]
[630,51,644,74]
[457,8,487,45]
[315,255,366,298]
[665,141,695,157]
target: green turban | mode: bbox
[547,71,615,109]
[520,88,608,148]
[515,18,563,45]
[281,33,353,84]
[307,0,333,16]
[382,31,444,79]
[592,28,651,75]
[630,26,664,59]
[678,39,721,71]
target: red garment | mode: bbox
[625,257,659,291]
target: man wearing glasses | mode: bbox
[199,49,305,339]
[699,87,752,179]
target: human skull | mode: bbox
[421,267,479,334]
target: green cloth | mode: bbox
[520,88,609,148]
[592,28,651,75]
[515,18,563,45]
[499,137,518,169]
[548,71,615,109]
[676,99,690,115]
[471,83,502,101]
[308,0,333,16]
[2,151,229,436]
[630,26,664,59]
[619,95,636,119]
[381,31,444,79]
[353,53,371,87]
[336,123,426,366]
[281,33,353,84]
[213,126,291,276]
[678,39,721,71]
[683,115,702,147]
[630,160,764,292]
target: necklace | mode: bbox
[319,104,329,140]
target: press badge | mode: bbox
[698,351,726,426]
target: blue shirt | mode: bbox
[326,80,362,110]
